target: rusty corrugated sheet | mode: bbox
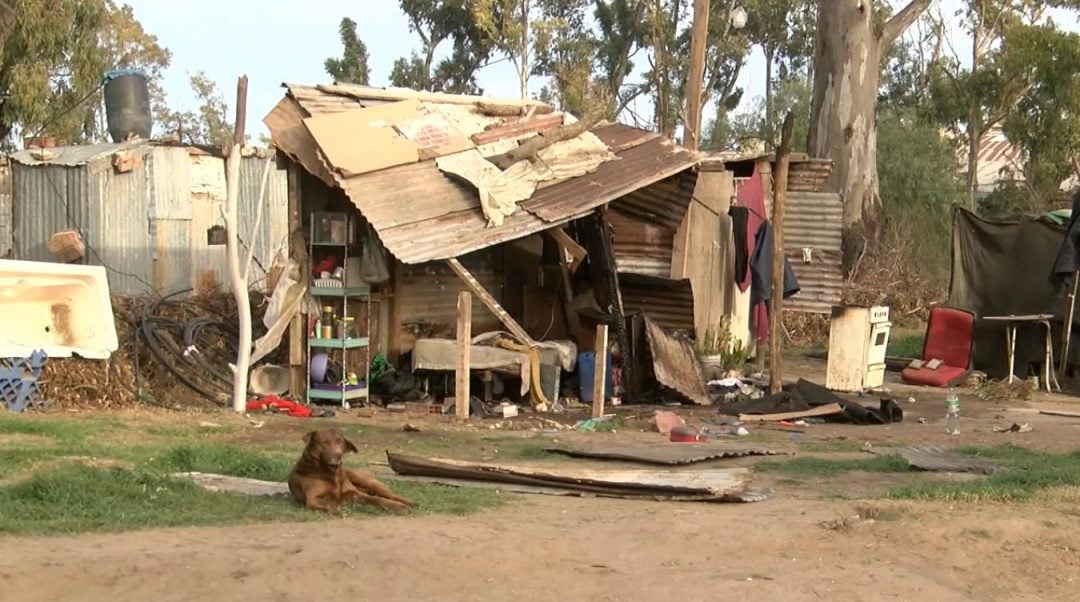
[644,316,709,405]
[609,206,674,277]
[396,251,503,350]
[333,125,698,265]
[611,169,697,231]
[521,128,698,223]
[0,160,11,257]
[868,445,1003,475]
[619,273,694,333]
[784,191,843,313]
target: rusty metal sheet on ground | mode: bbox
[867,445,1004,475]
[174,472,289,496]
[644,316,710,405]
[386,452,768,502]
[545,444,785,466]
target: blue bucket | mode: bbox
[578,351,613,403]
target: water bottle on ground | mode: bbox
[945,388,960,435]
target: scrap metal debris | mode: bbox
[386,452,769,502]
[865,445,1004,475]
[993,423,1033,433]
[174,472,289,496]
[545,444,784,466]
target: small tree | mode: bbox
[324,17,371,85]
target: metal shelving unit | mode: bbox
[306,212,370,407]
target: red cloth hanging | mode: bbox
[735,165,767,293]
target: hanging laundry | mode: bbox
[732,164,767,292]
[729,206,751,286]
[748,220,800,343]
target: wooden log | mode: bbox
[456,291,472,420]
[769,112,795,395]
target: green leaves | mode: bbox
[324,17,372,85]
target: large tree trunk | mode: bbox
[808,0,931,265]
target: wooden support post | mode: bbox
[226,75,251,413]
[769,113,796,394]
[592,323,608,419]
[456,291,472,420]
[446,257,536,345]
[683,0,710,150]
[1061,271,1078,376]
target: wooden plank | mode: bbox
[456,291,472,420]
[738,403,844,423]
[546,227,586,268]
[446,257,535,345]
[286,162,305,397]
[592,323,609,418]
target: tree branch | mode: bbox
[880,0,933,47]
[487,111,605,170]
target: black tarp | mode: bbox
[1052,191,1080,280]
[948,208,1076,378]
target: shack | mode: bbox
[264,83,707,407]
[6,141,288,295]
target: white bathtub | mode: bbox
[0,259,119,359]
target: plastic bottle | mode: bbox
[945,388,960,435]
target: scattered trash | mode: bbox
[653,410,686,434]
[198,421,223,428]
[574,416,614,432]
[906,396,916,404]
[247,395,334,418]
[974,379,1032,402]
[670,426,708,442]
[501,404,519,418]
[993,423,1033,433]
[917,417,928,424]
[403,423,422,432]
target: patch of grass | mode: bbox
[884,445,1080,502]
[887,332,924,359]
[755,455,911,477]
[148,444,295,481]
[0,414,122,441]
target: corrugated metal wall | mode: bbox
[12,148,154,294]
[784,191,844,313]
[395,250,502,351]
[0,161,11,257]
[609,206,674,277]
[10,147,287,296]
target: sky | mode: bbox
[124,0,1078,139]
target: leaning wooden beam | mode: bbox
[446,258,536,345]
[456,291,472,420]
[546,227,587,268]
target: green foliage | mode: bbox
[1000,25,1080,200]
[877,107,963,278]
[324,17,371,85]
[157,72,236,147]
[755,455,912,477]
[388,0,493,93]
[0,0,171,146]
[704,76,811,152]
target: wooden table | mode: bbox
[983,314,1060,391]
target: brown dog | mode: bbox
[288,428,413,514]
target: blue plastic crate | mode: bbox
[0,350,48,413]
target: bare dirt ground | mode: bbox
[3,357,1080,602]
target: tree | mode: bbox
[473,0,532,99]
[157,72,236,148]
[705,76,811,152]
[389,0,493,93]
[807,0,932,258]
[324,17,371,85]
[1000,25,1080,202]
[742,0,814,144]
[0,0,170,147]
[532,0,598,115]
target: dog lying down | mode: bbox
[288,428,414,514]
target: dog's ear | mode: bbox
[344,437,359,454]
[302,431,316,445]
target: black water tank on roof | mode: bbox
[103,69,153,143]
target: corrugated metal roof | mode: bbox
[268,84,700,265]
[609,206,675,278]
[783,192,843,313]
[609,169,698,231]
[10,140,148,167]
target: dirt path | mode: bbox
[2,493,1078,602]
